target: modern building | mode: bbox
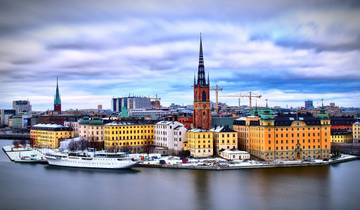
[12,100,31,114]
[212,126,238,155]
[128,108,171,119]
[220,150,250,160]
[54,77,61,113]
[8,114,32,129]
[30,124,74,148]
[154,121,187,154]
[305,100,314,110]
[233,113,331,161]
[193,35,211,130]
[0,109,16,126]
[104,121,155,152]
[331,130,353,143]
[186,129,213,158]
[112,96,152,113]
[353,122,360,143]
[78,117,104,143]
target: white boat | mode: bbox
[45,151,138,169]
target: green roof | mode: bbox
[250,107,274,120]
[79,117,104,125]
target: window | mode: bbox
[202,91,207,102]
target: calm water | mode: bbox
[0,140,359,210]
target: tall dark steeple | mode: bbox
[54,76,61,112]
[197,33,207,86]
[193,34,211,129]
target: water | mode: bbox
[0,140,359,210]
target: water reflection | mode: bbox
[1,139,359,210]
[44,165,140,174]
[192,170,211,210]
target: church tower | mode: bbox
[54,77,61,113]
[193,34,211,129]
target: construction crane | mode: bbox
[220,91,262,108]
[210,84,223,114]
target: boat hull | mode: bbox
[46,156,137,169]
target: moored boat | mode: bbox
[45,151,138,169]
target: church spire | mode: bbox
[197,33,206,86]
[54,76,61,112]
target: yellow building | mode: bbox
[212,126,238,155]
[30,124,74,148]
[233,114,331,161]
[353,122,360,143]
[331,130,353,143]
[233,116,259,151]
[186,129,213,158]
[104,122,154,152]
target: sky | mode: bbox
[0,0,359,110]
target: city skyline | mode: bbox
[0,0,359,110]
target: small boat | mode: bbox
[45,151,138,169]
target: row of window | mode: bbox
[108,136,153,140]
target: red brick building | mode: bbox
[193,35,211,129]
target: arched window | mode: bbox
[202,91,207,102]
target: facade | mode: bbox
[220,150,250,160]
[104,121,155,152]
[154,121,187,154]
[0,109,16,125]
[212,126,238,155]
[128,108,171,119]
[233,116,260,151]
[78,117,104,142]
[177,116,193,129]
[353,122,360,143]
[12,100,31,114]
[30,124,73,148]
[304,100,314,110]
[233,114,331,161]
[193,35,211,130]
[8,114,32,129]
[330,116,355,133]
[64,121,80,136]
[186,129,213,158]
[112,96,152,113]
[331,130,353,143]
[54,77,61,113]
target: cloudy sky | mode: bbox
[0,0,359,110]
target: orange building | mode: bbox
[233,113,331,161]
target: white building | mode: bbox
[12,100,31,114]
[220,150,250,160]
[154,121,187,154]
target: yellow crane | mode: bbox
[221,91,262,108]
[210,84,223,114]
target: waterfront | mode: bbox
[0,140,359,210]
